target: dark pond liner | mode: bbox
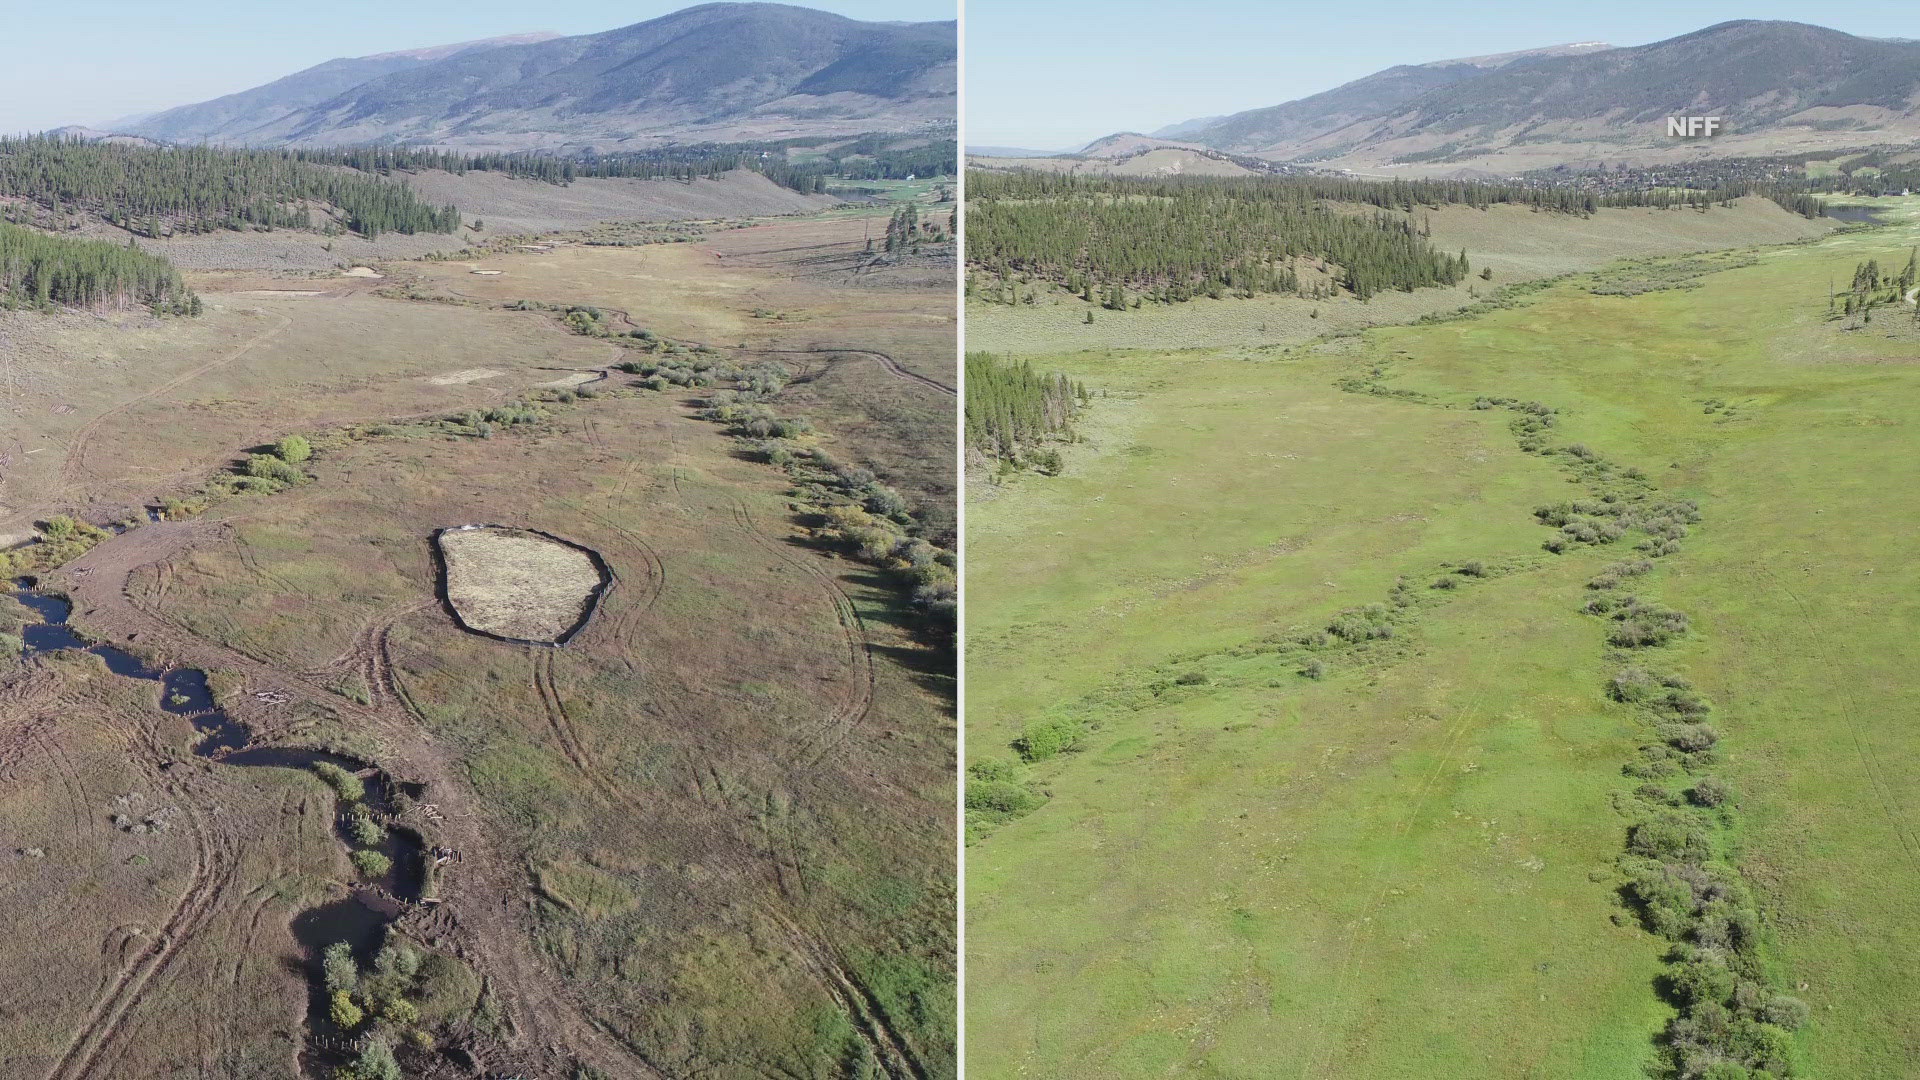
[428,524,616,648]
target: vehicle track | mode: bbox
[57,523,667,1080]
[1301,692,1488,1080]
[753,345,954,396]
[57,307,294,496]
[1762,566,1920,868]
[514,547,913,1078]
[47,718,239,1080]
[726,498,876,761]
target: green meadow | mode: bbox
[965,198,1920,1078]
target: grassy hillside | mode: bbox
[966,196,1920,1077]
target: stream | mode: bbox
[10,578,427,1071]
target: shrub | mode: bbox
[1665,723,1720,752]
[1327,604,1395,643]
[1690,776,1734,807]
[1174,671,1208,685]
[1014,715,1085,762]
[351,849,393,878]
[966,778,1045,818]
[1634,783,1680,806]
[329,989,364,1030]
[1607,667,1657,703]
[1668,952,1736,1007]
[322,941,358,993]
[1458,560,1488,578]
[374,941,420,979]
[1431,575,1459,590]
[346,806,384,846]
[313,761,363,802]
[1761,994,1810,1031]
[1624,860,1697,939]
[274,435,312,463]
[1300,659,1327,680]
[243,454,305,485]
[342,1039,401,1080]
[1604,597,1690,647]
[1628,814,1712,862]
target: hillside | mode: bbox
[126,3,956,152]
[1177,42,1612,160]
[1144,21,1920,173]
[125,34,560,144]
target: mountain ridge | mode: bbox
[1085,22,1920,175]
[127,3,954,151]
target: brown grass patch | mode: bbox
[437,526,606,643]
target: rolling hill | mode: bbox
[1104,21,1920,174]
[123,2,955,151]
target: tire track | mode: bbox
[58,524,666,1080]
[521,574,909,1078]
[1758,566,1920,868]
[47,740,238,1080]
[58,308,294,494]
[726,498,875,761]
[1304,690,1488,1080]
[754,345,954,397]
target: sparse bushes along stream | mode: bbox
[623,351,958,636]
[1462,387,1799,1077]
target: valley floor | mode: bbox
[965,197,1920,1078]
[1,203,957,1079]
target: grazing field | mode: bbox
[436,526,608,643]
[2,189,955,1079]
[965,198,1832,356]
[401,213,958,539]
[965,196,1920,1077]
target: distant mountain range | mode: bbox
[119,3,954,152]
[1060,21,1920,175]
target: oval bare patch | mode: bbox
[435,526,610,644]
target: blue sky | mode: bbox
[967,0,1919,151]
[0,0,955,134]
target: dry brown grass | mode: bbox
[404,211,959,538]
[0,200,955,1078]
[437,526,605,643]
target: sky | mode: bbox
[0,0,956,134]
[967,0,1920,151]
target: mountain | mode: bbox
[1166,21,1920,173]
[126,33,561,143]
[1169,42,1612,159]
[126,3,955,152]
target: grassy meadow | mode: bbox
[965,196,1920,1078]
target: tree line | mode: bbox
[0,220,197,313]
[0,136,459,239]
[968,170,1474,304]
[1832,249,1919,325]
[964,351,1086,465]
[287,136,957,195]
